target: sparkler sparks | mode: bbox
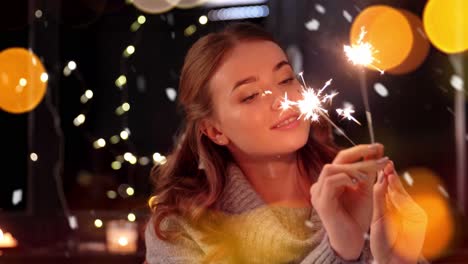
[279,72,357,145]
[344,27,384,74]
[336,102,361,125]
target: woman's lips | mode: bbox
[271,114,301,130]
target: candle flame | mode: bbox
[118,236,129,246]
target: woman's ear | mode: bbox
[200,119,230,146]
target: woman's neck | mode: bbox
[233,152,312,208]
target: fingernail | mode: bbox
[368,144,378,152]
[377,156,389,165]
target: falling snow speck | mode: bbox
[166,88,177,101]
[374,83,389,97]
[305,19,320,31]
[12,189,22,205]
[343,10,353,23]
[438,185,449,198]
[315,4,326,14]
[402,171,414,187]
[450,74,464,91]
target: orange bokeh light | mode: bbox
[0,48,48,114]
[350,6,429,74]
[399,167,455,260]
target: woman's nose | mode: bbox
[270,90,284,111]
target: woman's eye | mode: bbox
[241,93,259,103]
[280,77,294,85]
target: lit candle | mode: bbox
[106,220,138,254]
[0,229,18,248]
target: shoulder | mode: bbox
[144,215,205,263]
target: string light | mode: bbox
[115,75,127,89]
[153,152,167,165]
[30,153,38,162]
[93,138,106,149]
[40,73,49,83]
[94,219,103,228]
[73,114,86,127]
[111,161,122,170]
[199,15,208,25]
[123,45,136,58]
[67,61,77,71]
[127,213,136,222]
[107,190,117,199]
[137,15,146,25]
[120,130,130,140]
[19,78,27,87]
[126,187,135,196]
[110,135,120,144]
[184,25,197,37]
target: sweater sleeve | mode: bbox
[299,233,371,264]
[144,218,204,264]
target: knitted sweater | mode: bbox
[144,164,373,263]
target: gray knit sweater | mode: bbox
[144,164,374,263]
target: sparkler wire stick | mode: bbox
[359,72,375,143]
[318,112,357,146]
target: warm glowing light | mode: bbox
[137,15,146,24]
[93,138,106,149]
[94,219,103,228]
[111,161,122,170]
[73,114,86,126]
[423,0,468,53]
[107,190,117,199]
[40,72,48,83]
[118,237,129,246]
[115,75,127,88]
[126,187,135,196]
[127,213,136,222]
[30,152,38,162]
[67,61,77,71]
[199,15,208,25]
[344,27,383,74]
[120,130,129,140]
[184,25,197,37]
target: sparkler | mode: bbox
[280,72,357,146]
[336,102,361,125]
[344,26,381,143]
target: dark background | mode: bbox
[0,0,467,262]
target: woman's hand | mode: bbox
[310,144,386,261]
[371,161,428,264]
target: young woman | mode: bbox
[145,23,427,264]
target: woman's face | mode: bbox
[206,40,310,158]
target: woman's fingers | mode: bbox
[386,174,427,223]
[317,159,389,194]
[372,171,388,222]
[320,173,359,201]
[333,143,384,164]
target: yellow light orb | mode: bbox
[423,0,468,54]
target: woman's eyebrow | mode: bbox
[231,76,258,93]
[273,60,291,72]
[231,60,291,94]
